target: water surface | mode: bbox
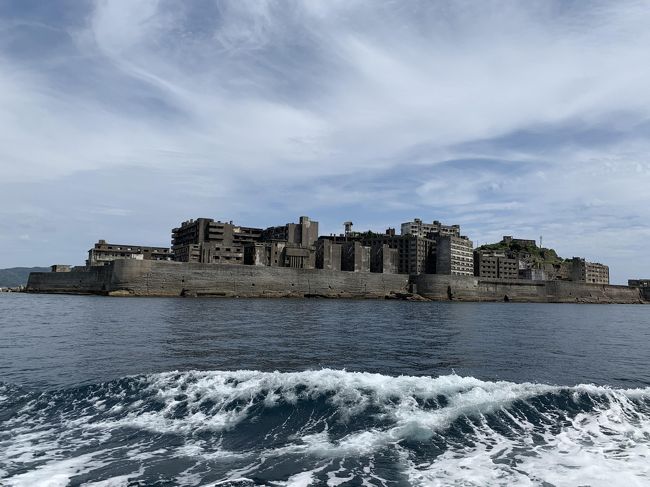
[1,294,649,485]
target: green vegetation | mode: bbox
[476,241,567,266]
[0,267,49,287]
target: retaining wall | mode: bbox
[28,260,410,298]
[26,260,646,303]
[26,265,111,294]
[412,274,644,303]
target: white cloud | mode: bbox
[0,1,649,282]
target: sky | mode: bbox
[1,0,649,283]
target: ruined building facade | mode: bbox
[87,240,171,267]
[474,250,519,279]
[570,257,609,284]
[401,218,460,239]
[171,218,262,264]
[78,215,610,283]
[244,216,318,269]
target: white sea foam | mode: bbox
[402,387,650,486]
[82,467,144,486]
[1,369,649,485]
[4,452,106,487]
[87,369,560,438]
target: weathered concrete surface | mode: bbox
[412,274,645,304]
[642,287,650,302]
[26,265,111,294]
[26,260,647,303]
[27,260,409,299]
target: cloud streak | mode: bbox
[0,0,649,283]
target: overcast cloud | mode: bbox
[1,0,649,283]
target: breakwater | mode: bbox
[26,260,646,303]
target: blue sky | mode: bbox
[1,0,649,283]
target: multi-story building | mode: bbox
[570,258,609,284]
[244,216,319,269]
[361,234,436,274]
[171,218,262,264]
[474,250,519,279]
[87,240,171,266]
[261,216,319,247]
[401,218,460,238]
[436,235,474,276]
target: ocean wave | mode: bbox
[1,370,649,486]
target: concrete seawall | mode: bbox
[28,260,410,299]
[412,274,644,304]
[26,260,646,303]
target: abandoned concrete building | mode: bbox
[361,234,435,274]
[315,237,399,274]
[171,218,262,264]
[401,218,460,239]
[502,235,537,248]
[87,240,171,266]
[436,235,474,276]
[320,232,435,275]
[317,219,472,276]
[261,216,319,247]
[570,257,609,284]
[474,249,519,279]
[172,216,321,269]
[244,216,319,269]
[75,215,611,283]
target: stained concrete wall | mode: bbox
[316,240,341,271]
[641,287,650,302]
[28,260,409,298]
[27,265,112,294]
[412,274,644,303]
[26,260,646,303]
[341,242,370,272]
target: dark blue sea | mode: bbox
[1,294,649,486]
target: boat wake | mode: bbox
[1,369,649,486]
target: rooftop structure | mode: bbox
[171,218,262,264]
[502,236,537,248]
[261,216,319,247]
[401,218,461,238]
[87,240,171,267]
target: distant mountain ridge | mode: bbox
[0,267,49,288]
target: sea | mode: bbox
[1,293,649,486]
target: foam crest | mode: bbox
[1,370,649,486]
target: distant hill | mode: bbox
[0,267,49,288]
